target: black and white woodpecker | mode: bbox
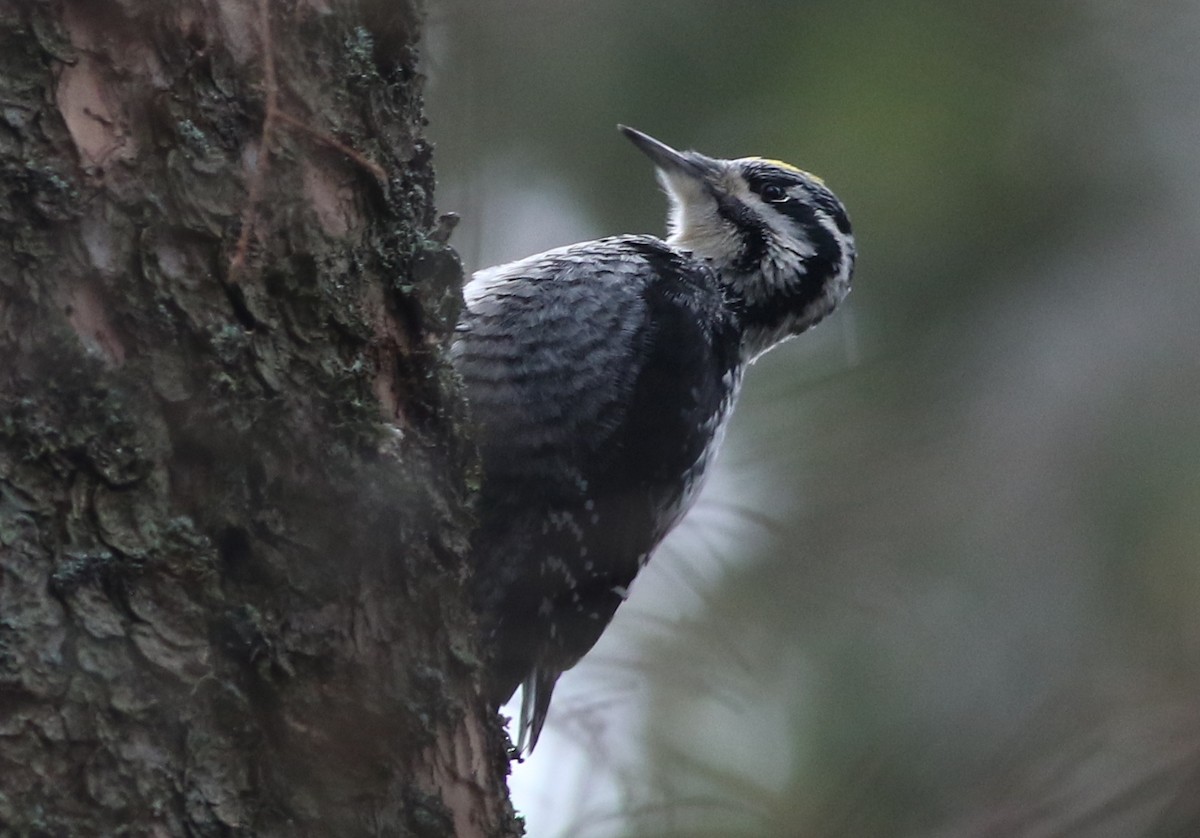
[451,126,856,753]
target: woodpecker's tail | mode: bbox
[517,666,559,754]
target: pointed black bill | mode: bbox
[618,125,720,181]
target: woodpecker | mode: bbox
[451,126,855,753]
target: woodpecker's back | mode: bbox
[452,127,855,752]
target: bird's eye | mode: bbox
[760,183,789,203]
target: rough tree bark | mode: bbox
[0,1,519,835]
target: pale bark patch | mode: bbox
[362,281,410,422]
[420,714,508,838]
[212,0,260,66]
[55,54,133,167]
[302,157,363,238]
[64,281,127,365]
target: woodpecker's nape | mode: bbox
[452,126,854,754]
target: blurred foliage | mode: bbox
[425,1,1200,835]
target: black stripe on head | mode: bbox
[742,194,848,339]
[742,162,853,239]
[808,188,853,236]
[773,199,844,283]
[742,162,807,192]
[714,192,769,274]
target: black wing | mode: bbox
[452,235,740,750]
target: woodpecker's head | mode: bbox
[620,125,855,361]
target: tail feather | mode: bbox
[516,666,559,754]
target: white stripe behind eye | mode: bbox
[757,194,816,259]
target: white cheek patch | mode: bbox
[764,197,815,256]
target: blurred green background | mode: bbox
[424,1,1200,835]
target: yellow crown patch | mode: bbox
[744,157,824,186]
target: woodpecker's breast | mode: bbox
[453,234,743,577]
[655,367,743,548]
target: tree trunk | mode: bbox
[0,1,519,835]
